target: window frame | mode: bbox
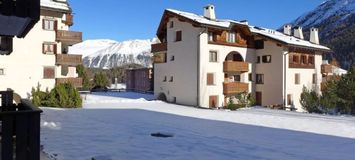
[175,30,182,42]
[0,68,5,75]
[256,74,264,84]
[262,55,272,63]
[43,66,55,79]
[42,19,57,31]
[42,43,57,54]
[207,73,215,85]
[209,50,218,62]
[295,73,300,85]
[226,31,236,43]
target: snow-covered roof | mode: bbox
[41,0,70,12]
[165,9,330,51]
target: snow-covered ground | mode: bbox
[41,92,355,160]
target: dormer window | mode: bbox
[226,32,235,43]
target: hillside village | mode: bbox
[0,0,355,159]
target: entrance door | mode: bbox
[209,96,218,108]
[256,92,262,105]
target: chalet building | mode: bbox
[0,0,83,98]
[126,68,153,92]
[152,5,331,111]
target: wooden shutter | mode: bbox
[54,20,58,31]
[42,19,45,29]
[42,43,45,54]
[43,67,55,79]
[53,44,57,54]
[207,73,214,85]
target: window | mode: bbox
[208,32,214,41]
[308,55,314,65]
[209,96,218,108]
[0,36,13,55]
[226,31,235,43]
[301,55,307,64]
[42,43,56,54]
[175,31,182,42]
[209,51,218,62]
[295,73,300,85]
[312,74,317,84]
[170,55,175,61]
[233,75,241,82]
[169,76,174,82]
[207,73,214,85]
[287,94,293,105]
[163,76,167,82]
[262,55,272,63]
[42,19,56,31]
[0,68,4,75]
[257,56,260,63]
[255,40,264,49]
[43,67,55,79]
[248,73,253,81]
[169,21,174,28]
[256,74,264,84]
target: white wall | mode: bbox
[255,41,284,106]
[199,31,255,108]
[0,9,75,98]
[154,18,200,106]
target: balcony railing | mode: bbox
[56,78,83,88]
[56,54,82,66]
[1,90,42,160]
[56,30,82,45]
[223,82,249,95]
[321,64,332,74]
[223,61,249,72]
[151,43,167,53]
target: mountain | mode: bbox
[69,39,158,69]
[286,0,355,69]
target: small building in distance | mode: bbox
[126,68,153,92]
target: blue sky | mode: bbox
[69,0,324,41]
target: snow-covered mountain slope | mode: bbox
[69,39,158,69]
[286,0,355,69]
[292,0,355,27]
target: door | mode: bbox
[256,92,262,106]
[209,96,218,108]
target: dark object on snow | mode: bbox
[90,86,109,92]
[151,132,174,138]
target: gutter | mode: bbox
[196,27,207,107]
[282,49,289,108]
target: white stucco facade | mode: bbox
[153,7,330,112]
[0,0,82,98]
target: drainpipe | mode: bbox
[197,27,207,107]
[282,49,289,108]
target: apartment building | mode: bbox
[0,0,82,98]
[152,5,331,111]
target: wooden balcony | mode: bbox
[223,61,249,72]
[151,43,167,53]
[56,54,82,66]
[56,78,83,88]
[63,14,73,26]
[56,30,82,45]
[321,64,332,74]
[223,82,249,95]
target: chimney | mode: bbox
[310,27,319,44]
[204,4,216,20]
[283,24,292,36]
[293,26,304,39]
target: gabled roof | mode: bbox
[156,8,331,52]
[41,0,71,12]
